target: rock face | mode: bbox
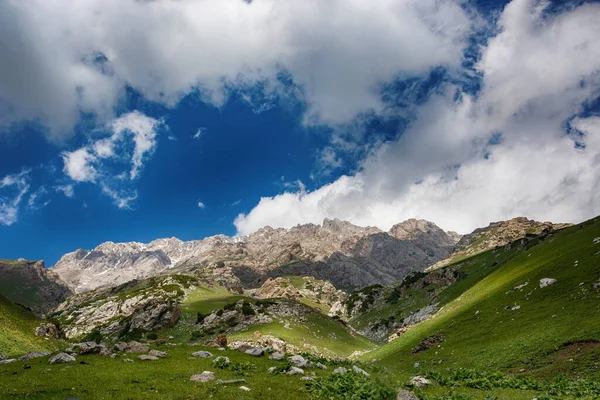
[248,276,347,313]
[0,259,72,316]
[52,218,460,292]
[48,275,192,340]
[430,217,570,270]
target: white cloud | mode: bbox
[193,128,206,140]
[0,170,30,225]
[61,111,160,207]
[235,0,600,235]
[197,201,206,209]
[62,148,97,182]
[55,184,75,198]
[0,0,471,136]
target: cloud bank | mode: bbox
[235,0,600,234]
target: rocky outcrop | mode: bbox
[0,259,72,316]
[248,276,347,313]
[48,275,195,340]
[52,218,460,292]
[430,217,570,270]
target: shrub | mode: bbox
[304,373,395,400]
[146,332,158,340]
[82,329,103,344]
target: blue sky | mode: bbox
[1,0,600,266]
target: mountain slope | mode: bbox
[0,294,58,357]
[52,218,460,292]
[361,216,600,381]
[0,259,72,316]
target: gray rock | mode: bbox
[48,353,76,364]
[239,386,251,391]
[286,367,304,375]
[0,359,16,365]
[0,354,7,360]
[35,323,60,339]
[539,278,557,288]
[244,347,264,357]
[190,371,215,382]
[268,352,285,361]
[126,341,150,353]
[268,366,277,373]
[148,350,168,358]
[113,342,128,352]
[215,379,246,385]
[300,376,314,381]
[139,355,159,361]
[353,365,370,376]
[410,376,431,387]
[289,355,311,368]
[123,358,134,363]
[192,351,213,358]
[511,305,521,311]
[332,367,348,375]
[212,356,230,365]
[315,362,327,370]
[73,342,104,355]
[18,352,52,361]
[397,389,419,400]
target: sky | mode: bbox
[1,0,600,266]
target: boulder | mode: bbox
[0,359,16,365]
[353,365,370,376]
[213,356,230,365]
[539,278,557,288]
[0,354,6,360]
[126,341,150,353]
[410,376,431,387]
[73,342,104,355]
[139,355,159,361]
[123,359,134,363]
[48,353,76,364]
[332,367,348,375]
[18,352,52,361]
[286,367,304,375]
[397,389,419,400]
[244,347,264,357]
[148,350,168,358]
[315,362,327,370]
[190,371,215,383]
[113,342,128,352]
[239,386,251,391]
[35,323,60,339]
[269,352,285,361]
[289,355,312,368]
[192,351,213,358]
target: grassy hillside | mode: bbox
[0,294,58,357]
[362,217,600,382]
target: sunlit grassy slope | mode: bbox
[362,217,600,380]
[0,294,58,357]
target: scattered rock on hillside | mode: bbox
[514,281,529,291]
[353,365,370,376]
[411,334,445,354]
[332,367,348,375]
[245,347,264,357]
[410,376,431,387]
[289,355,312,368]
[511,305,521,311]
[540,278,557,288]
[139,355,159,361]
[213,356,230,366]
[18,352,52,361]
[0,359,16,365]
[286,367,304,375]
[35,323,60,339]
[593,237,600,244]
[125,342,150,353]
[72,342,105,355]
[397,389,419,400]
[268,352,285,360]
[215,379,245,385]
[0,354,7,360]
[192,351,213,358]
[239,386,251,391]
[49,353,76,364]
[190,371,215,382]
[148,350,168,358]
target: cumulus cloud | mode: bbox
[0,0,470,136]
[55,184,75,198]
[235,0,600,235]
[0,170,30,225]
[61,111,161,208]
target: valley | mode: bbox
[0,216,598,399]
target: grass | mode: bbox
[0,295,59,357]
[361,217,600,382]
[182,286,251,315]
[229,308,377,358]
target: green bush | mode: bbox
[305,373,395,400]
[146,332,158,340]
[81,329,103,344]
